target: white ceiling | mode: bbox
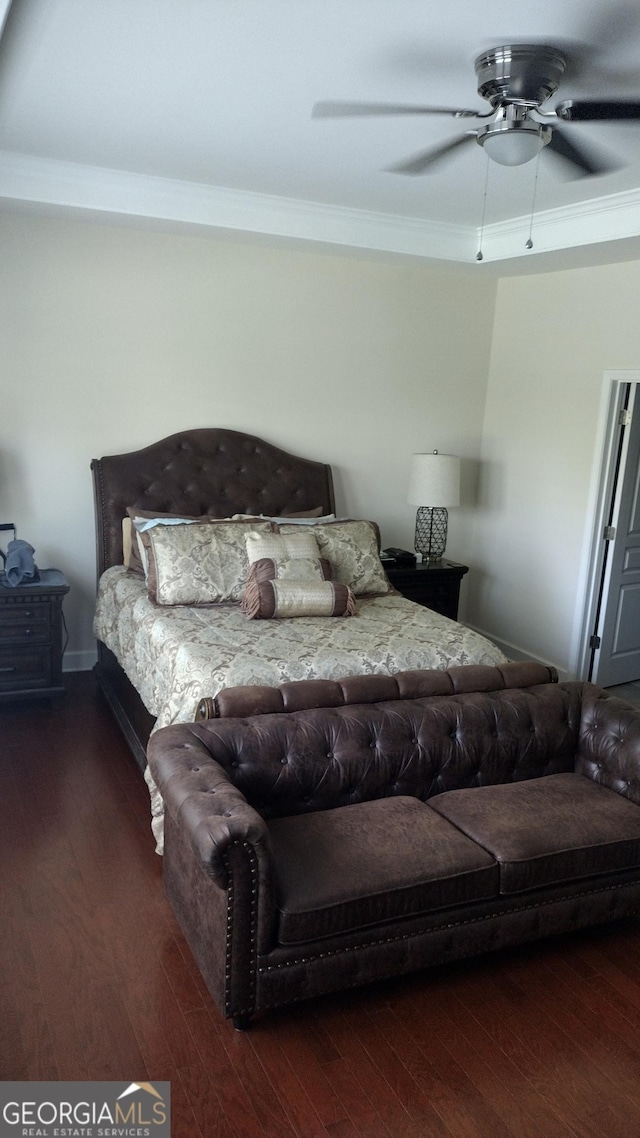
[2,0,640,269]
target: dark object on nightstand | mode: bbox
[381,547,416,566]
[0,569,70,701]
[385,558,469,620]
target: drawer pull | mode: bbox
[0,666,16,673]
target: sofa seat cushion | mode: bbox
[430,772,640,895]
[266,795,498,946]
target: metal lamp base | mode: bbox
[414,507,448,562]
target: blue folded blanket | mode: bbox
[3,539,40,587]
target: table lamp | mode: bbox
[407,451,460,562]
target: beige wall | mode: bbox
[0,213,496,667]
[470,258,640,674]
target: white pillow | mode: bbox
[233,513,336,525]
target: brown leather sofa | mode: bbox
[147,661,640,1029]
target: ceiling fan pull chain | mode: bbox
[525,150,542,250]
[476,153,491,261]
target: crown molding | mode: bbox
[479,185,640,264]
[1,149,640,268]
[0,150,470,262]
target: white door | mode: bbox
[592,384,640,686]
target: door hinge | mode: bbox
[619,409,632,427]
[603,525,616,540]
[590,634,601,649]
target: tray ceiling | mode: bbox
[2,0,640,269]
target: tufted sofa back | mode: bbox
[181,679,587,819]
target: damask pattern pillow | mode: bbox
[140,520,273,605]
[277,519,392,597]
[241,530,355,619]
[125,507,226,576]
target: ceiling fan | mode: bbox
[312,43,640,178]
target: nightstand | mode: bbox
[0,569,70,701]
[384,559,469,620]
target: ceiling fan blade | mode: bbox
[546,125,618,177]
[572,1,640,63]
[556,99,640,121]
[312,101,483,120]
[387,132,477,175]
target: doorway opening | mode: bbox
[573,372,640,690]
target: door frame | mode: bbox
[570,370,640,681]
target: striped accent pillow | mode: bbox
[241,531,355,619]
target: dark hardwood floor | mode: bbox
[4,674,640,1137]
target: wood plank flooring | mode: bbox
[4,672,640,1137]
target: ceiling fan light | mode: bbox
[479,123,549,166]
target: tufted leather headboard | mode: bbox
[91,428,335,578]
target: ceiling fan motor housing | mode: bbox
[475,44,566,107]
[313,39,640,179]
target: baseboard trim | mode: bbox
[63,648,97,673]
[466,624,569,681]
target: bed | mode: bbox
[91,427,507,846]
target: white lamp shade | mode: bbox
[407,453,460,508]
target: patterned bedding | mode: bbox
[95,566,506,727]
[94,565,507,848]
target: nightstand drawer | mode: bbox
[0,647,51,691]
[0,606,51,644]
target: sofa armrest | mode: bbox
[147,724,272,889]
[576,685,640,804]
